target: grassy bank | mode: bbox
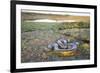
[21,22,90,32]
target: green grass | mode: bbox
[21,22,59,32]
[21,21,90,32]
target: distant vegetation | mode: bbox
[21,22,90,32]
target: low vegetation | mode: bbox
[21,21,90,63]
